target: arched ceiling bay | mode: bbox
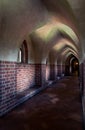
[33,16,79,44]
[52,38,78,53]
[61,47,78,56]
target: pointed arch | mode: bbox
[18,40,28,63]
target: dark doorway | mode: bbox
[65,55,79,76]
[71,58,79,76]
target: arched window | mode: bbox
[19,48,22,62]
[18,40,28,63]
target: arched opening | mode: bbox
[65,54,79,76]
[70,57,79,76]
[18,40,28,63]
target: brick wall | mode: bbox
[35,64,46,87]
[0,61,66,116]
[0,62,35,116]
[1,61,62,116]
[0,62,47,116]
[16,64,35,93]
[0,61,16,116]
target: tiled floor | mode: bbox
[0,76,83,130]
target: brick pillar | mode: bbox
[35,64,46,87]
[57,65,62,77]
[49,64,56,80]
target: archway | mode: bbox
[65,54,79,76]
[70,57,79,76]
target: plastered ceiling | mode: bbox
[0,0,84,63]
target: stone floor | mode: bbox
[0,76,83,130]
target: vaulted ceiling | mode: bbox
[0,0,85,63]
